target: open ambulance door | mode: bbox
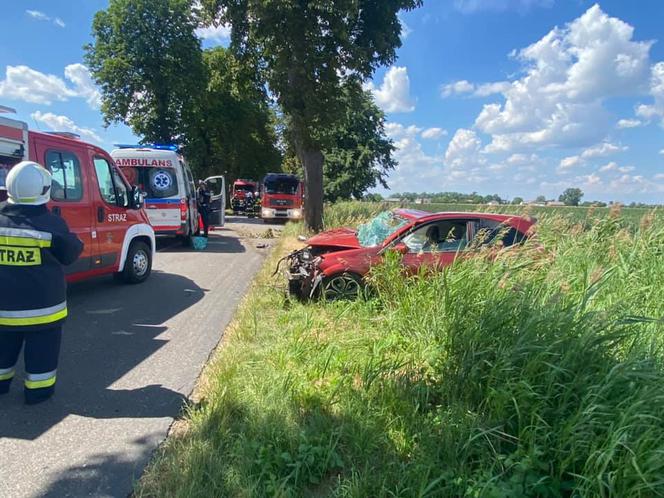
[205,175,225,227]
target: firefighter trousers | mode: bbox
[0,325,62,404]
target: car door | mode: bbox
[92,155,132,269]
[40,145,94,274]
[204,175,225,227]
[398,219,470,273]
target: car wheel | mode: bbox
[117,241,152,284]
[321,272,364,301]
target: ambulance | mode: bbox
[111,146,226,242]
[0,106,155,284]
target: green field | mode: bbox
[137,203,664,497]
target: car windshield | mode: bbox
[357,211,409,247]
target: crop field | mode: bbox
[138,203,664,497]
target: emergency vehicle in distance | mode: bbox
[260,173,303,223]
[0,105,155,284]
[112,145,226,242]
[230,178,258,214]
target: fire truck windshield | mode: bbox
[264,178,299,195]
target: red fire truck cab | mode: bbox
[260,173,303,223]
[0,106,155,284]
[230,179,258,214]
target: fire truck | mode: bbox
[0,106,155,284]
[260,173,303,223]
[230,178,258,215]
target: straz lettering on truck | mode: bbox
[0,247,41,266]
[114,158,174,167]
[108,213,128,222]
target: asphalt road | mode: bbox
[0,217,282,498]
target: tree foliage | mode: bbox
[85,0,204,143]
[559,187,584,206]
[283,82,395,203]
[204,0,422,230]
[183,47,281,181]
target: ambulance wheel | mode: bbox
[118,241,152,284]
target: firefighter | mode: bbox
[197,180,211,238]
[0,161,83,404]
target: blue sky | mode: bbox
[1,1,663,203]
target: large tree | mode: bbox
[183,47,282,180]
[559,187,584,206]
[85,0,204,143]
[203,0,422,231]
[283,81,395,202]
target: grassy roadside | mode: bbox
[136,206,664,497]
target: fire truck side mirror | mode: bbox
[130,185,144,210]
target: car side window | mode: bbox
[402,221,468,253]
[94,157,129,207]
[45,150,83,201]
[473,220,526,247]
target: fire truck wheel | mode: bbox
[117,241,152,284]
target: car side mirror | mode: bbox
[393,242,409,255]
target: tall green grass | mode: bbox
[137,204,664,497]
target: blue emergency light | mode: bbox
[113,143,178,151]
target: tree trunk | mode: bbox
[296,145,324,232]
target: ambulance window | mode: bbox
[45,150,83,201]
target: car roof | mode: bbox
[393,209,535,226]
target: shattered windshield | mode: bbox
[357,211,409,247]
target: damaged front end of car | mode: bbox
[275,247,324,300]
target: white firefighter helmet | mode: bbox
[6,161,52,205]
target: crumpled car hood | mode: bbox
[307,228,361,250]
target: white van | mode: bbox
[111,145,200,242]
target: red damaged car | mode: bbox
[284,209,536,300]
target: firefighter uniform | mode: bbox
[0,162,83,404]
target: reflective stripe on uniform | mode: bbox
[0,301,67,326]
[0,367,15,381]
[0,227,52,248]
[25,369,57,389]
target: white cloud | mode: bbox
[441,80,509,98]
[26,10,65,28]
[441,80,474,97]
[366,66,415,113]
[506,153,541,167]
[383,122,444,191]
[400,16,412,39]
[617,118,642,129]
[598,161,634,173]
[473,5,654,154]
[421,127,447,140]
[0,64,100,108]
[64,64,101,109]
[557,141,626,171]
[581,142,627,159]
[635,62,664,126]
[195,24,231,43]
[0,65,76,104]
[659,149,664,155]
[444,128,486,170]
[26,10,49,21]
[454,0,553,14]
[559,155,583,170]
[31,111,102,143]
